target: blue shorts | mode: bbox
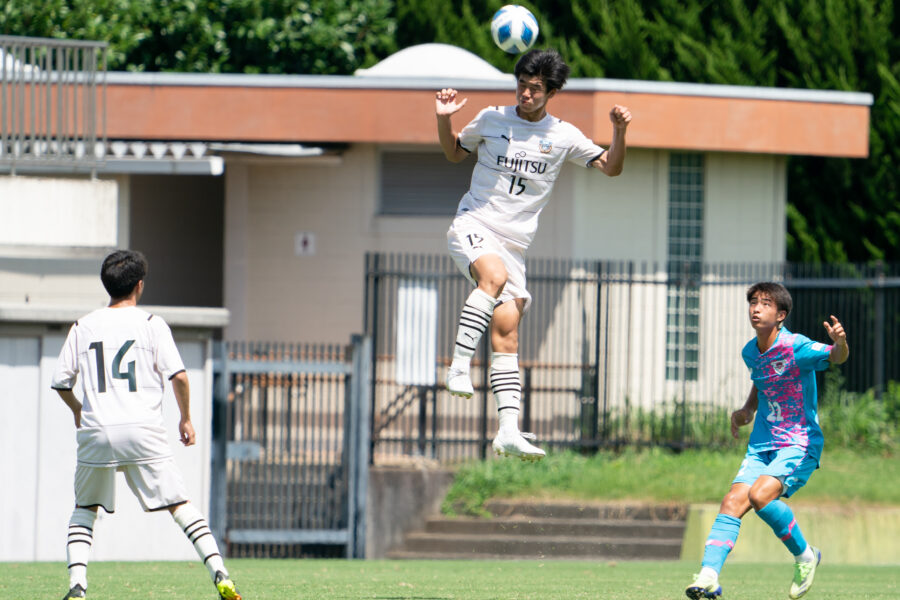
[732,446,819,498]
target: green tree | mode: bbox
[394,0,900,263]
[4,0,898,261]
[0,0,397,74]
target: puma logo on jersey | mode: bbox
[500,134,511,143]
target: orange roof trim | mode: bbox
[105,73,871,158]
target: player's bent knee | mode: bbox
[747,489,775,511]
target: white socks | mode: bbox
[450,288,496,371]
[172,503,227,580]
[67,508,97,590]
[491,353,521,434]
[795,543,816,563]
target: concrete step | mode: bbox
[385,550,667,561]
[423,516,685,540]
[397,532,683,560]
[483,500,688,521]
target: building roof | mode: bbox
[102,45,873,158]
[354,43,508,80]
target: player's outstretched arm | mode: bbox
[824,315,849,364]
[435,88,469,163]
[730,385,757,439]
[171,371,196,446]
[55,389,82,428]
[592,105,632,176]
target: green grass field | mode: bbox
[444,448,900,515]
[5,559,898,600]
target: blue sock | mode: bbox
[701,514,741,573]
[756,499,808,556]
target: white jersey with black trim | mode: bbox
[456,105,606,246]
[51,306,186,466]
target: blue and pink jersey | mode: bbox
[742,328,832,462]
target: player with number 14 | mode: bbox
[52,250,241,600]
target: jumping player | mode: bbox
[52,250,242,600]
[435,48,631,461]
[686,282,849,600]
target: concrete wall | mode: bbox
[706,153,786,262]
[223,147,786,344]
[682,503,900,565]
[570,149,668,262]
[0,316,219,561]
[365,465,455,558]
[0,175,126,307]
[223,146,451,342]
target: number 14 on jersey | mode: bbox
[88,340,137,392]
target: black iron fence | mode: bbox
[210,336,371,559]
[364,254,900,463]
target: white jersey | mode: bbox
[456,105,606,246]
[51,306,186,466]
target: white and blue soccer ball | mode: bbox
[490,5,539,54]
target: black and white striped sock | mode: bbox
[491,353,521,433]
[451,288,496,370]
[172,503,226,580]
[67,508,96,590]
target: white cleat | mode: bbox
[492,430,546,462]
[685,570,722,599]
[446,367,474,398]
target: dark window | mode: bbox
[379,151,472,216]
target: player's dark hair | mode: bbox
[746,282,792,322]
[101,249,147,299]
[514,49,570,93]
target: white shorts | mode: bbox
[75,458,190,513]
[447,214,532,311]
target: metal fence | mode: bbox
[0,35,106,173]
[210,336,371,558]
[364,253,900,463]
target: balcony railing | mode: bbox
[0,35,106,174]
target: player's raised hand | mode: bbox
[436,88,467,116]
[609,104,632,128]
[824,315,850,363]
[730,407,753,439]
[179,419,196,446]
[823,315,846,343]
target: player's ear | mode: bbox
[546,88,557,100]
[776,310,787,327]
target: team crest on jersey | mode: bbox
[538,139,552,153]
[772,360,787,375]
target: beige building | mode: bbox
[0,42,874,561]
[1,44,872,345]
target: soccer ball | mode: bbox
[490,5,539,54]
